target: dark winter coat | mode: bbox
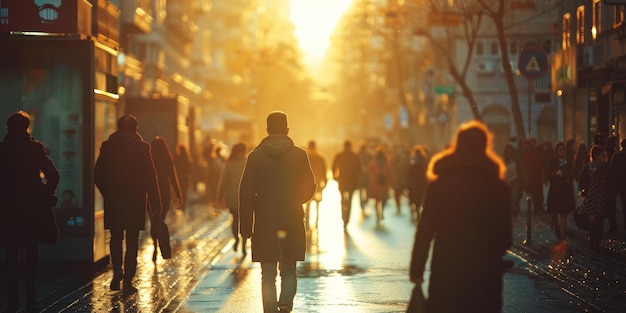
[239,134,316,262]
[153,152,182,212]
[94,131,162,230]
[546,156,576,214]
[410,154,512,313]
[408,154,428,208]
[332,149,362,192]
[218,158,246,211]
[0,132,60,245]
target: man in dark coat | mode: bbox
[332,140,362,229]
[409,121,512,313]
[239,111,316,313]
[94,114,162,294]
[610,139,626,237]
[0,111,60,312]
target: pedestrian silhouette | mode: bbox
[358,142,373,211]
[503,144,523,218]
[573,142,588,183]
[332,140,362,230]
[390,143,410,214]
[217,141,248,256]
[610,139,626,238]
[605,135,619,235]
[94,114,162,295]
[304,140,327,230]
[408,145,428,224]
[409,120,512,313]
[239,111,316,313]
[546,142,576,243]
[578,145,616,251]
[0,111,60,312]
[367,146,392,225]
[150,136,183,262]
[174,143,192,210]
[522,139,545,214]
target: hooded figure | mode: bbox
[409,120,512,313]
[239,111,316,313]
[0,111,60,311]
[94,114,162,294]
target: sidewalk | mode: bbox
[508,203,626,312]
[0,196,234,313]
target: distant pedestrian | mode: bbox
[578,145,616,252]
[368,146,392,225]
[566,139,577,166]
[407,145,428,224]
[332,140,362,230]
[217,142,248,256]
[390,144,410,213]
[150,136,183,262]
[546,142,576,243]
[239,111,316,313]
[174,143,192,210]
[94,114,162,294]
[305,140,327,230]
[573,142,588,183]
[605,135,619,235]
[0,111,60,312]
[522,139,545,213]
[358,142,373,212]
[611,139,626,238]
[409,120,512,313]
[503,144,523,218]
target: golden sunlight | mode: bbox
[290,0,353,66]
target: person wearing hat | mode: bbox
[94,114,162,294]
[239,111,316,313]
[0,111,60,312]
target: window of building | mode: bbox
[563,13,571,49]
[490,41,499,55]
[476,41,484,56]
[577,6,585,44]
[509,41,518,55]
[592,0,601,40]
[616,5,625,25]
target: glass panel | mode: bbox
[94,99,117,213]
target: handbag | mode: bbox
[151,216,172,259]
[573,197,589,231]
[36,196,60,245]
[406,284,425,313]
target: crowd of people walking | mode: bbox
[2,107,625,313]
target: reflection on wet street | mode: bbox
[183,179,416,313]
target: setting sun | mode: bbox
[290,0,353,66]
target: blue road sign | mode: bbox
[517,46,549,80]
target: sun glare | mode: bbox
[290,0,353,66]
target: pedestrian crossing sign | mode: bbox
[518,46,548,80]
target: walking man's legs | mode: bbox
[109,228,124,290]
[278,261,297,312]
[123,228,140,288]
[261,261,279,313]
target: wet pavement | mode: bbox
[1,183,626,312]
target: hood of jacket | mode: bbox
[257,134,294,158]
[106,131,143,146]
[433,153,499,179]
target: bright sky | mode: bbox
[290,0,353,66]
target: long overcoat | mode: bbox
[239,134,316,262]
[410,154,512,313]
[0,132,60,244]
[332,149,362,192]
[546,156,576,214]
[94,131,162,230]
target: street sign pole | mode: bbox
[518,45,548,245]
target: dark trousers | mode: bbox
[109,228,140,282]
[341,189,356,227]
[618,189,626,233]
[5,241,39,305]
